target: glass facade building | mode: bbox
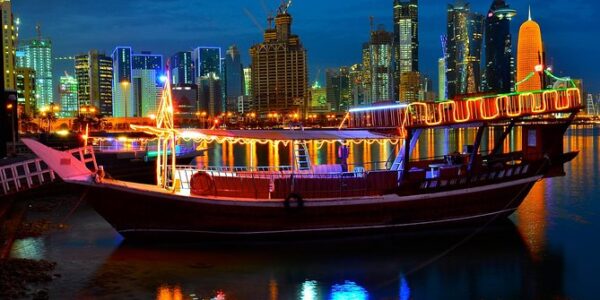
[17,39,53,108]
[484,0,516,93]
[170,51,193,85]
[59,75,78,117]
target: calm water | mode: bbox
[10,126,600,299]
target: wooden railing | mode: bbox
[0,159,56,196]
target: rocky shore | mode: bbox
[0,184,74,299]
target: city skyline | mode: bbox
[12,0,599,94]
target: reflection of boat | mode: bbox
[77,220,563,299]
[23,71,583,239]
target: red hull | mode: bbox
[82,175,540,239]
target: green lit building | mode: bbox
[59,75,78,117]
[17,38,54,109]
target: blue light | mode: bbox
[349,104,408,113]
[330,281,368,300]
[159,75,168,83]
[399,276,411,300]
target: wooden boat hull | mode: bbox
[81,175,540,239]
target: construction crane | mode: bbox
[278,0,292,15]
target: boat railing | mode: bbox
[168,165,399,200]
[0,158,56,196]
[66,146,98,171]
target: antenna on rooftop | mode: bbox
[36,23,42,40]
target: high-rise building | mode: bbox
[132,69,158,117]
[15,67,36,114]
[17,36,54,108]
[326,67,351,112]
[516,8,545,92]
[172,84,197,119]
[249,3,308,116]
[197,72,222,117]
[112,47,133,117]
[438,57,446,101]
[394,0,419,74]
[59,75,78,117]
[394,0,419,102]
[484,0,516,93]
[170,51,193,85]
[399,71,420,103]
[224,45,244,112]
[75,50,113,116]
[131,51,163,117]
[243,67,252,96]
[446,1,484,98]
[133,51,163,85]
[349,63,368,107]
[368,27,394,103]
[192,47,222,80]
[0,0,16,90]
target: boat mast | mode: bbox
[154,66,177,190]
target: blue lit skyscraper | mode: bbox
[224,45,243,112]
[17,37,54,109]
[191,47,222,81]
[170,51,193,85]
[133,51,163,85]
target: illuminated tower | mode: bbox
[0,0,16,90]
[516,8,545,92]
[170,51,193,85]
[250,2,308,117]
[394,0,419,100]
[75,50,113,116]
[446,1,484,98]
[368,26,394,103]
[224,45,243,112]
[17,24,54,109]
[112,46,133,117]
[484,0,516,93]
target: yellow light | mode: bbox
[56,130,69,137]
[90,107,96,113]
[534,64,544,73]
[6,103,13,110]
[149,114,157,120]
[227,112,233,117]
[117,136,128,142]
[80,107,88,113]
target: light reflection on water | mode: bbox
[8,126,600,299]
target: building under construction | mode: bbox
[249,1,308,118]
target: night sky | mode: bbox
[13,0,600,94]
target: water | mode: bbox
[9,126,600,299]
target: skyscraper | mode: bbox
[250,3,308,116]
[197,73,222,117]
[112,47,133,117]
[0,0,16,90]
[132,51,163,84]
[75,50,113,116]
[484,0,517,93]
[399,71,420,103]
[446,1,484,98]
[368,27,394,103]
[191,47,222,80]
[325,67,351,112]
[17,37,54,108]
[170,51,193,85]
[438,57,446,101]
[394,0,419,74]
[59,75,78,117]
[394,0,419,102]
[224,45,244,112]
[516,8,545,92]
[132,51,163,117]
[15,67,36,114]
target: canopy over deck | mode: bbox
[177,129,399,142]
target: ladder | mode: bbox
[293,141,311,171]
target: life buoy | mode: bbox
[284,193,304,209]
[190,171,215,196]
